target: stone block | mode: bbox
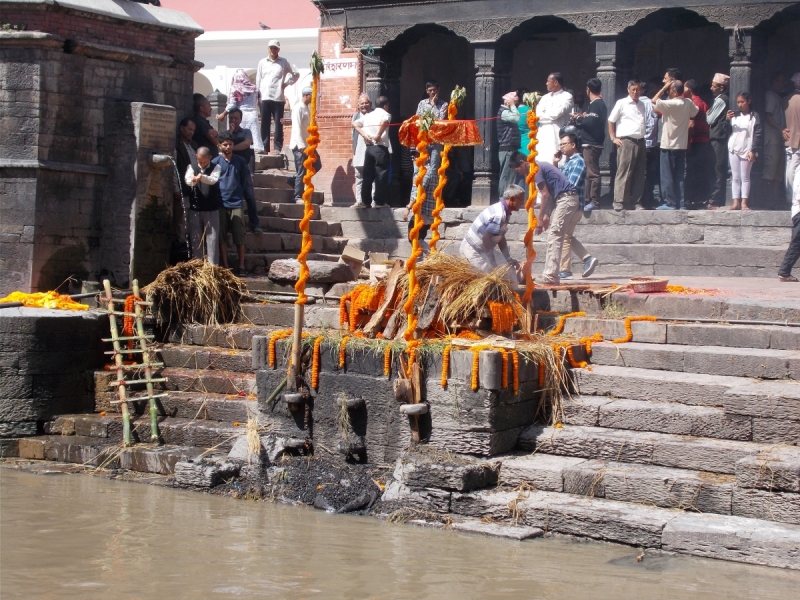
[682,346,800,380]
[499,453,585,490]
[703,225,789,246]
[732,488,800,525]
[18,437,45,459]
[118,446,202,475]
[0,421,37,437]
[666,323,771,349]
[450,519,543,540]
[598,398,752,441]
[724,381,800,420]
[661,513,800,570]
[0,438,20,457]
[173,459,240,488]
[638,224,704,244]
[562,395,613,427]
[573,224,640,244]
[392,454,500,491]
[252,335,268,370]
[428,427,522,457]
[590,342,685,372]
[563,460,607,497]
[752,418,800,445]
[736,450,800,493]
[563,317,667,344]
[268,259,354,283]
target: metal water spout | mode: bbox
[148,153,173,168]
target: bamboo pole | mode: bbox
[103,279,131,446]
[132,280,160,443]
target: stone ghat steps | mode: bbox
[258,201,321,220]
[258,216,342,237]
[99,390,257,423]
[253,187,324,205]
[241,231,347,254]
[563,394,751,441]
[17,435,203,474]
[255,154,285,170]
[589,341,800,381]
[168,323,280,350]
[156,367,257,396]
[229,252,341,276]
[157,344,253,374]
[449,487,800,570]
[518,424,783,476]
[564,318,800,351]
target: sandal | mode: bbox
[779,275,799,282]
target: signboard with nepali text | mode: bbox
[321,58,358,79]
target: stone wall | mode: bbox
[0,0,202,295]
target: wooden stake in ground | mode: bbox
[103,279,131,446]
[290,53,324,390]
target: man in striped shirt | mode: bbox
[460,184,525,278]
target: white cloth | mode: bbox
[729,113,757,158]
[608,96,646,139]
[354,107,392,150]
[787,148,800,213]
[185,163,221,187]
[226,91,264,153]
[729,152,754,199]
[536,89,574,165]
[290,102,310,151]
[255,56,298,103]
[641,97,659,148]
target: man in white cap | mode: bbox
[256,40,299,155]
[706,73,730,209]
[536,73,574,166]
[289,86,320,203]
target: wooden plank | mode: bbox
[409,361,422,442]
[416,276,441,331]
[383,309,401,339]
[364,260,404,337]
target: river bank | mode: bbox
[3,466,800,599]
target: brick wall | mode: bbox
[1,5,195,61]
[316,27,361,205]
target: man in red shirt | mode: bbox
[684,80,713,209]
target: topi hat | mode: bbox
[302,86,313,95]
[267,39,280,48]
[502,91,518,103]
[712,73,730,86]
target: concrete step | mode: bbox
[258,201,321,220]
[499,453,735,516]
[563,317,800,351]
[255,154,286,170]
[18,435,203,474]
[254,187,324,205]
[589,342,800,380]
[253,171,294,189]
[450,487,800,569]
[243,231,347,254]
[159,367,256,396]
[517,424,764,474]
[158,345,253,373]
[563,395,752,441]
[573,364,752,407]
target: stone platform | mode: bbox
[318,207,795,279]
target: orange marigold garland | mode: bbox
[522,100,540,305]
[469,344,492,391]
[511,350,520,395]
[566,345,587,369]
[499,348,509,388]
[548,311,585,336]
[311,335,324,388]
[430,89,463,252]
[383,344,392,377]
[122,295,142,356]
[295,54,324,305]
[488,301,517,334]
[612,315,658,344]
[441,344,452,388]
[268,329,293,367]
[580,333,603,355]
[339,335,349,369]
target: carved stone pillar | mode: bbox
[728,28,760,111]
[594,35,619,173]
[472,43,498,206]
[363,54,383,106]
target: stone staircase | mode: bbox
[235,154,347,276]
[447,316,800,569]
[320,206,794,278]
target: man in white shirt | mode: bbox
[351,94,373,208]
[255,40,299,154]
[608,80,647,210]
[289,87,320,203]
[353,95,392,207]
[536,72,574,165]
[652,79,698,210]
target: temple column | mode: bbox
[594,35,619,182]
[363,52,383,106]
[472,43,498,206]
[728,28,761,110]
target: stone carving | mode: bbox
[557,9,660,35]
[447,17,528,41]
[692,3,793,28]
[346,25,409,49]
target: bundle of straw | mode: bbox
[143,259,247,333]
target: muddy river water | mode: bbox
[2,468,799,599]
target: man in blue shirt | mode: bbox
[213,131,256,277]
[554,133,599,280]
[534,159,579,285]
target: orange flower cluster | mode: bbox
[580,333,604,355]
[339,336,349,368]
[383,345,392,377]
[311,335,324,388]
[122,295,142,355]
[499,348,509,388]
[295,76,321,305]
[612,315,658,344]
[548,311,586,336]
[665,285,719,296]
[522,109,540,304]
[268,329,293,367]
[339,284,386,331]
[405,339,421,378]
[488,301,517,333]
[430,102,459,252]
[456,330,482,340]
[440,344,452,388]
